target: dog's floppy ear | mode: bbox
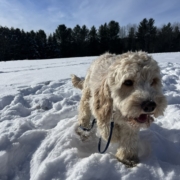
[93,79,113,125]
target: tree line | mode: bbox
[0,18,180,61]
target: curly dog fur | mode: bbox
[71,51,167,167]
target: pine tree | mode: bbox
[55,24,72,57]
[28,30,39,59]
[72,25,83,57]
[108,20,121,53]
[80,25,89,56]
[52,33,61,58]
[46,34,54,58]
[47,33,61,58]
[136,18,157,52]
[136,18,148,51]
[88,26,99,56]
[98,23,109,54]
[2,27,11,61]
[127,27,137,51]
[36,30,47,59]
[0,26,6,61]
[157,23,173,52]
[172,24,180,51]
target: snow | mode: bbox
[0,52,180,180]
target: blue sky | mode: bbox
[0,0,180,34]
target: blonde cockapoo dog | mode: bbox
[71,51,167,167]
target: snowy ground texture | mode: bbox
[0,53,180,180]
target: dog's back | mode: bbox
[71,53,117,90]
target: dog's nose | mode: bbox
[141,100,156,112]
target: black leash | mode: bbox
[98,121,114,154]
[79,119,96,131]
[79,119,114,153]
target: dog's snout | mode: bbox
[141,100,156,112]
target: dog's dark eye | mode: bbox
[124,80,133,86]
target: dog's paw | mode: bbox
[75,126,91,141]
[117,156,139,168]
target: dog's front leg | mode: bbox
[116,132,139,167]
[76,88,92,140]
[78,88,91,127]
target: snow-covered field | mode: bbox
[0,52,180,180]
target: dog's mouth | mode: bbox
[129,114,154,124]
[127,114,154,128]
[134,114,153,123]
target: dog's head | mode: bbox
[94,51,167,128]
